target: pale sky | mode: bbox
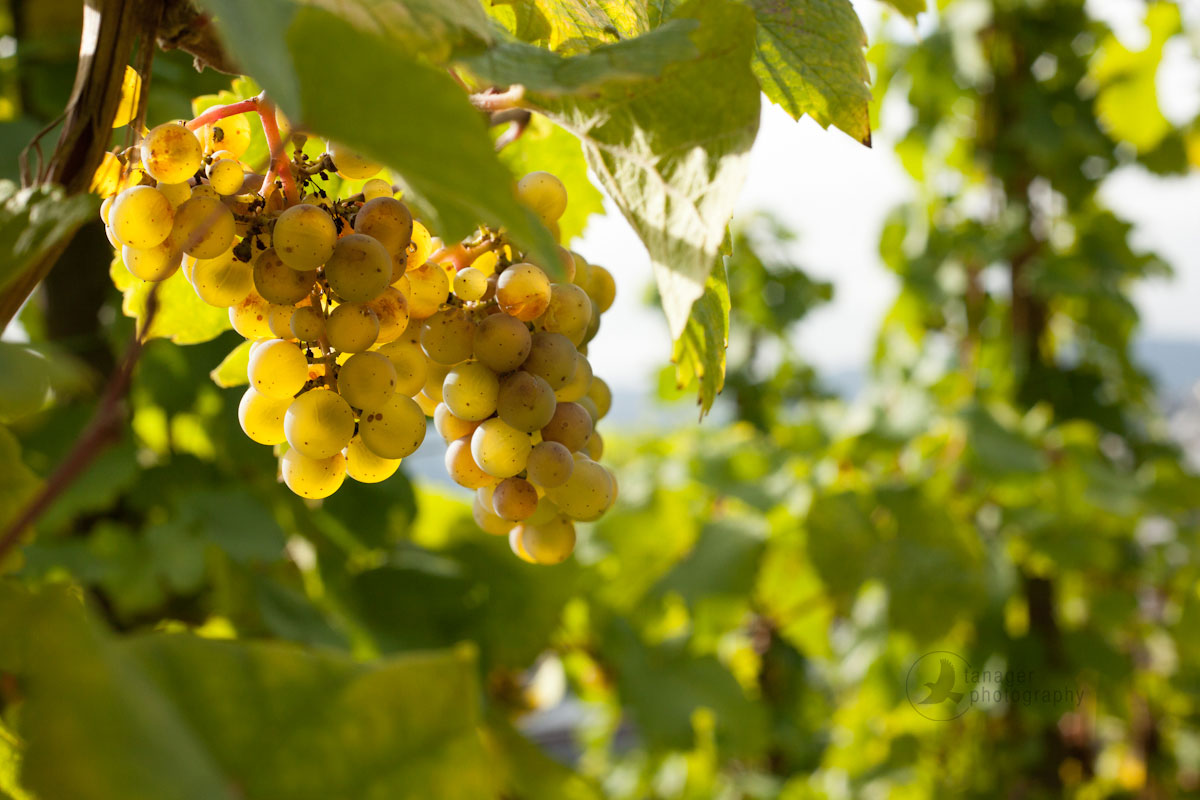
[579,0,1200,392]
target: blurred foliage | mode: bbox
[1,0,1199,797]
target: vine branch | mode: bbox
[0,286,161,567]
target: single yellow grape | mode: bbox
[516,171,568,224]
[555,352,593,403]
[473,495,514,535]
[273,203,336,270]
[434,402,481,442]
[492,477,539,522]
[365,287,409,345]
[344,434,400,483]
[229,290,274,339]
[586,265,616,313]
[518,516,577,564]
[285,388,355,459]
[586,376,612,419]
[248,339,308,399]
[509,527,537,564]
[192,251,252,307]
[405,260,449,320]
[290,305,325,342]
[359,393,427,459]
[281,448,346,499]
[353,197,412,255]
[409,220,433,266]
[167,196,235,259]
[525,441,573,488]
[362,178,393,201]
[540,282,592,343]
[328,141,380,180]
[473,313,532,373]
[470,417,532,478]
[453,267,488,302]
[442,361,499,422]
[122,242,180,282]
[203,113,252,158]
[325,233,392,303]
[496,263,552,321]
[420,308,476,365]
[326,303,379,353]
[141,122,204,184]
[267,303,299,339]
[109,185,174,249]
[253,248,316,305]
[238,386,291,445]
[338,351,396,411]
[545,455,613,522]
[445,436,496,490]
[157,181,192,208]
[541,401,593,453]
[375,339,427,396]
[496,371,556,433]
[207,158,246,196]
[522,331,576,389]
[586,430,604,460]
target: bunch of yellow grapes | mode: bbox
[98,106,617,565]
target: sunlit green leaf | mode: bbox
[671,259,730,415]
[109,258,232,344]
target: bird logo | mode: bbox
[918,658,963,705]
[906,651,973,720]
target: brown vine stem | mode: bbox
[0,285,161,568]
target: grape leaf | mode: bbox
[0,182,98,295]
[488,0,649,50]
[671,259,729,415]
[747,0,872,145]
[0,428,40,569]
[195,0,560,270]
[209,340,251,388]
[534,0,760,338]
[497,115,604,243]
[458,20,698,94]
[0,584,497,799]
[109,257,232,344]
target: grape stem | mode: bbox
[0,285,161,567]
[185,93,300,205]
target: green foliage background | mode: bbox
[1,0,1199,797]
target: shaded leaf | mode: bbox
[195,0,559,269]
[0,182,98,295]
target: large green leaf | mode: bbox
[0,429,39,569]
[461,20,698,93]
[0,341,90,422]
[747,0,871,144]
[536,0,760,338]
[497,115,604,243]
[0,182,98,296]
[488,0,648,49]
[195,0,560,269]
[0,584,496,799]
[209,340,251,388]
[670,258,729,415]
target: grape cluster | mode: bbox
[98,112,617,565]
